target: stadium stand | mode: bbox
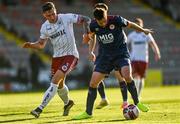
[0,0,179,91]
[140,0,180,22]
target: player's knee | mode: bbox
[124,75,133,83]
[52,70,65,84]
[51,76,64,85]
[58,82,64,89]
[89,81,98,88]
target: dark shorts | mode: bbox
[94,54,130,74]
[131,60,148,78]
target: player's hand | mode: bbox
[143,28,154,35]
[22,42,31,48]
[155,53,161,61]
[89,52,96,62]
[83,33,92,44]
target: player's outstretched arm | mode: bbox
[127,21,153,35]
[149,39,161,61]
[22,38,47,49]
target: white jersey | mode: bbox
[127,31,154,62]
[40,13,79,58]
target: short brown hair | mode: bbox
[42,2,56,13]
[94,3,108,11]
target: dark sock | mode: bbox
[86,87,97,115]
[98,81,106,99]
[127,80,139,105]
[119,81,127,102]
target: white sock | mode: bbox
[57,85,69,105]
[134,78,141,97]
[39,83,58,110]
[138,79,144,97]
[134,78,139,91]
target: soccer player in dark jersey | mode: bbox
[93,3,129,110]
[73,4,152,120]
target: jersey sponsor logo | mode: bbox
[98,33,114,44]
[57,20,62,25]
[109,24,115,30]
[134,41,145,44]
[50,29,66,39]
[46,25,52,30]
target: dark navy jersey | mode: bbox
[90,15,130,56]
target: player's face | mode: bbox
[43,9,57,23]
[96,11,107,27]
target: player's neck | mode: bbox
[135,31,141,33]
[48,16,58,24]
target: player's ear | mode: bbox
[42,11,47,18]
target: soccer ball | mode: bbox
[123,104,140,120]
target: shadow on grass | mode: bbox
[0,113,128,124]
[0,112,30,117]
[0,113,59,123]
[38,118,128,124]
[145,99,180,104]
[0,110,59,117]
[0,117,35,123]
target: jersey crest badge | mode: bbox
[62,65,68,71]
[109,24,115,30]
[95,28,99,31]
[62,63,69,71]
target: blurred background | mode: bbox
[0,0,179,92]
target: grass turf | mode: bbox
[0,86,180,124]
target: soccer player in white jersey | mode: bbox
[127,18,161,97]
[22,2,91,118]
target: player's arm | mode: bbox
[88,33,96,62]
[127,34,132,52]
[127,21,153,35]
[148,35,161,61]
[83,32,94,44]
[77,15,91,34]
[22,38,48,49]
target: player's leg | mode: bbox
[133,74,141,97]
[56,55,78,116]
[137,61,148,98]
[138,78,145,97]
[133,76,141,96]
[73,72,106,120]
[121,64,149,112]
[57,77,69,106]
[96,80,109,109]
[55,72,74,116]
[114,71,128,109]
[121,65,139,104]
[30,70,63,118]
[131,61,141,97]
[31,56,77,118]
[97,80,106,100]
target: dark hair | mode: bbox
[93,8,105,20]
[94,3,108,11]
[42,2,55,13]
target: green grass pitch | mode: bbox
[0,86,180,124]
